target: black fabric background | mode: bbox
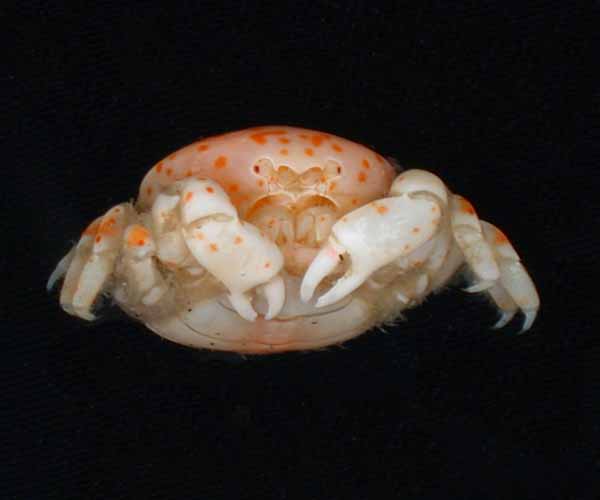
[4,2,599,499]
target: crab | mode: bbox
[48,126,540,353]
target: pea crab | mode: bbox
[48,126,540,353]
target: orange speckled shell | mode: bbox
[138,126,396,217]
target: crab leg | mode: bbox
[50,205,130,320]
[480,221,539,331]
[177,178,285,321]
[301,194,440,308]
[48,218,101,317]
[450,195,500,288]
[258,274,286,320]
[120,224,167,306]
[487,283,518,329]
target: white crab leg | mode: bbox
[57,222,100,318]
[302,193,440,308]
[300,239,346,303]
[488,283,517,329]
[57,205,129,319]
[47,246,76,292]
[228,292,258,322]
[178,178,284,321]
[450,195,500,283]
[258,274,285,320]
[120,224,167,306]
[481,221,540,332]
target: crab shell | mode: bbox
[138,127,396,220]
[130,127,399,352]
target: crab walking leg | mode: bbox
[426,238,464,291]
[450,195,500,289]
[55,205,130,320]
[178,178,285,321]
[47,245,76,292]
[120,224,167,306]
[487,283,518,329]
[301,194,441,308]
[481,221,540,331]
[47,218,102,317]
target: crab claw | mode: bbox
[301,194,440,308]
[258,274,286,320]
[179,178,285,321]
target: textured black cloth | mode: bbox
[4,2,599,499]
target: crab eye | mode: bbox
[323,159,342,178]
[252,158,275,177]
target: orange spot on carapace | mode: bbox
[377,205,388,215]
[166,167,173,176]
[352,198,358,205]
[358,171,367,183]
[328,181,337,192]
[209,243,218,252]
[280,148,289,155]
[185,169,193,177]
[228,183,239,193]
[331,143,343,152]
[214,155,228,169]
[299,133,308,139]
[169,152,177,160]
[250,130,287,144]
[495,228,509,244]
[362,159,371,169]
[155,162,163,173]
[278,137,290,144]
[196,143,209,152]
[146,186,153,196]
[205,186,214,193]
[304,148,314,156]
[127,225,150,247]
[258,180,265,187]
[311,133,328,147]
[195,232,204,240]
[184,192,194,203]
[234,236,243,245]
[95,235,102,243]
[460,198,476,215]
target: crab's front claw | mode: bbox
[178,178,285,321]
[301,194,440,308]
